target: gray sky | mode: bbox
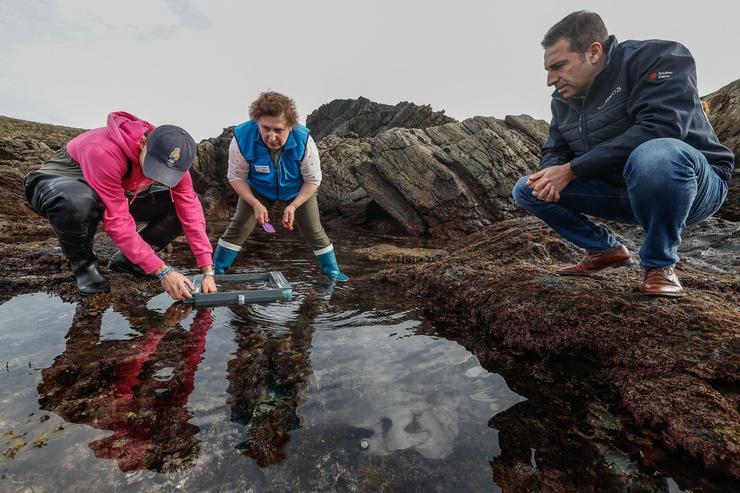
[1,0,738,141]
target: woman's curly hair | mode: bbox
[249,91,298,126]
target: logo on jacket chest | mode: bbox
[649,71,673,80]
[597,86,622,109]
[254,165,271,173]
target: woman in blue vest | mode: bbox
[212,92,349,281]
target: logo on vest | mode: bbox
[254,165,270,173]
[597,86,622,109]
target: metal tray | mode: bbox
[183,272,292,308]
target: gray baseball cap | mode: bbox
[142,125,196,187]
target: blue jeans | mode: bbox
[512,138,728,269]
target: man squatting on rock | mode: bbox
[24,112,217,299]
[513,11,734,297]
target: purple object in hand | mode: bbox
[262,223,276,233]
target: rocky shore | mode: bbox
[1,78,738,483]
[373,216,739,479]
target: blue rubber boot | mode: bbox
[213,243,239,274]
[316,248,349,282]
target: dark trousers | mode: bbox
[513,138,728,269]
[25,173,185,256]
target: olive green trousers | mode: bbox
[218,192,331,254]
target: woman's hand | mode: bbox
[253,202,269,225]
[282,204,296,231]
[163,302,193,326]
[161,270,194,300]
[201,274,217,293]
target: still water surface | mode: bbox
[0,231,730,492]
[1,232,522,491]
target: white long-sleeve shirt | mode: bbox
[227,135,322,186]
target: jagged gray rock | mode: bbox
[313,135,375,226]
[317,115,547,238]
[703,79,740,221]
[2,81,737,238]
[504,114,550,145]
[191,126,234,218]
[306,97,456,141]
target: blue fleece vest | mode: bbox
[233,120,310,202]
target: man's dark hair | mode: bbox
[542,11,608,54]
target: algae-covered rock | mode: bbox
[377,216,740,478]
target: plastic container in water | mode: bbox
[184,272,292,308]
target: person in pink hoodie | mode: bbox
[24,112,216,298]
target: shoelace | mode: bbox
[648,268,677,282]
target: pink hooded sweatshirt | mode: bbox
[66,112,213,273]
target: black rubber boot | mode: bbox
[108,216,183,280]
[25,173,109,295]
[69,256,111,295]
[56,224,110,295]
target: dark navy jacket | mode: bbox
[541,36,734,186]
[233,120,310,202]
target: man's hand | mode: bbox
[282,204,296,231]
[252,202,269,225]
[526,163,577,202]
[200,275,217,293]
[161,270,194,300]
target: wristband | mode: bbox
[157,266,174,280]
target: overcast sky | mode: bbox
[1,0,738,141]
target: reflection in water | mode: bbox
[226,294,319,466]
[2,232,732,491]
[37,301,214,472]
[31,292,322,473]
[303,319,522,460]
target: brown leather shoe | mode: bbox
[557,245,632,276]
[640,267,686,297]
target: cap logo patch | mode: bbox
[167,147,181,165]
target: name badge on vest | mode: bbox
[254,165,270,173]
